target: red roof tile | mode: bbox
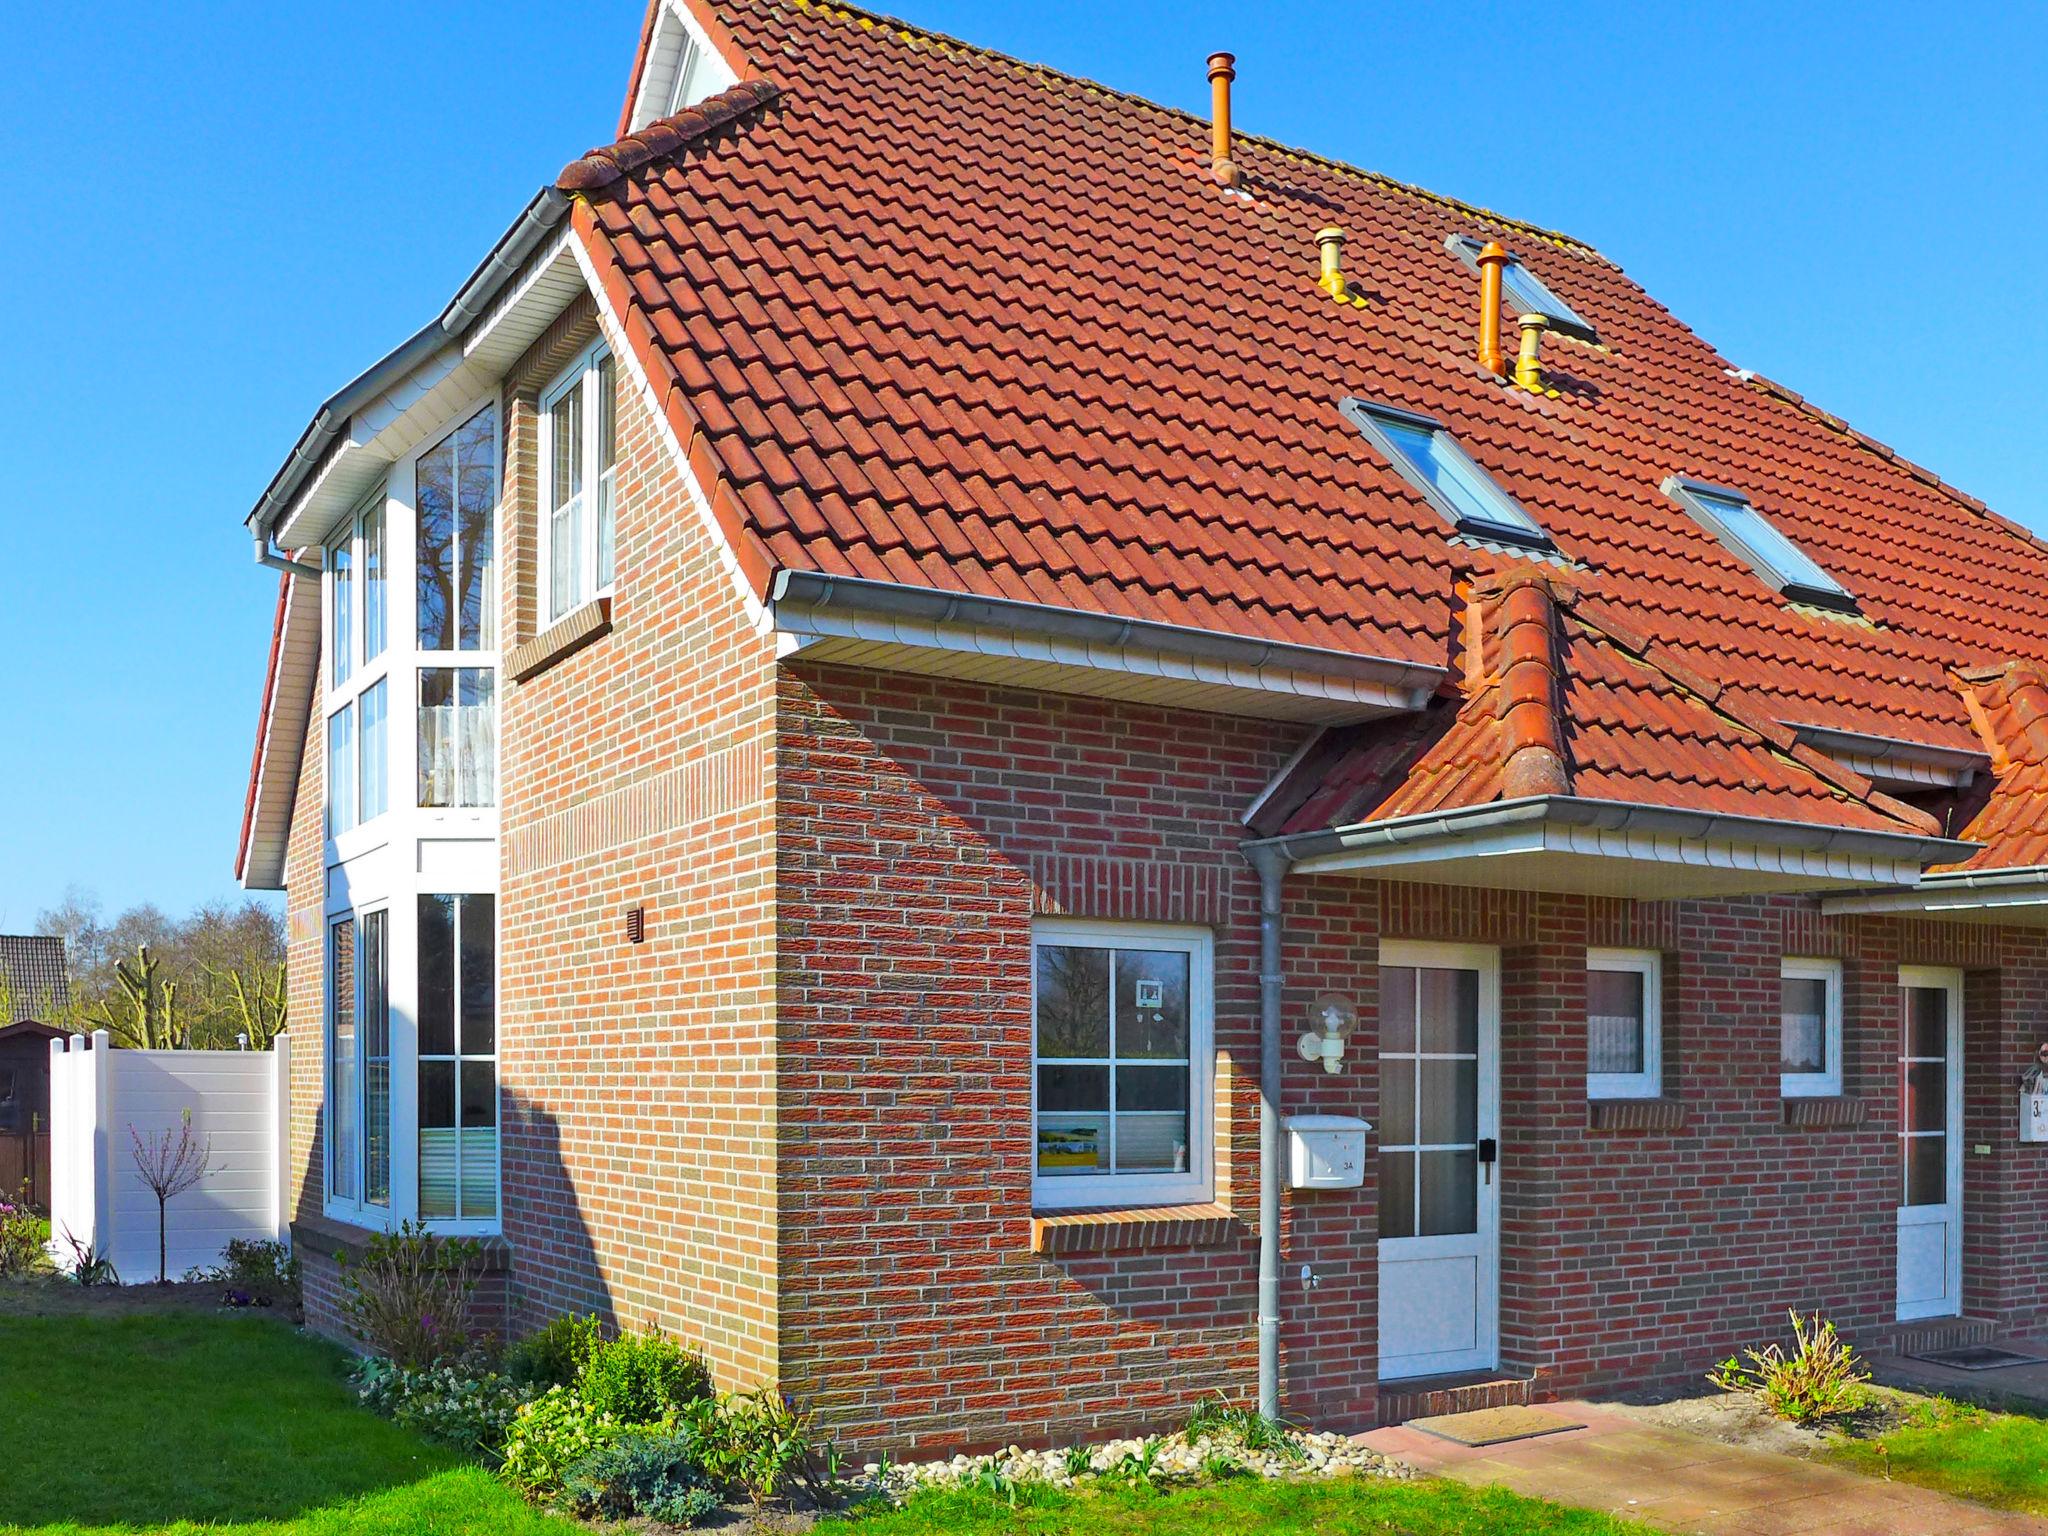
[552,0,2048,861]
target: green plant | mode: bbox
[501,1386,621,1496]
[1106,1440,1164,1487]
[1182,1392,1299,1457]
[193,1237,301,1312]
[57,1225,118,1285]
[562,1425,722,1524]
[968,1459,1021,1508]
[1199,1449,1246,1481]
[576,1329,711,1423]
[339,1220,483,1368]
[1062,1445,1092,1479]
[680,1388,839,1505]
[354,1352,536,1456]
[0,1195,47,1278]
[505,1313,604,1388]
[1707,1309,1871,1423]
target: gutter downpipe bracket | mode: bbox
[252,525,319,578]
[1246,840,1291,1422]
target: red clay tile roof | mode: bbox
[1952,663,2048,870]
[1251,572,1939,841]
[550,0,2048,862]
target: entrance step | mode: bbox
[1885,1316,1997,1356]
[1376,1370,1535,1428]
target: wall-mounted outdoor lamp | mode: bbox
[1296,992,1359,1074]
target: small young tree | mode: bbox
[130,1110,216,1284]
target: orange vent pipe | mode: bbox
[1477,241,1508,376]
[1208,53,1241,187]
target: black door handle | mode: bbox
[1478,1138,1498,1186]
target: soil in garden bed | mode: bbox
[1606,1382,1946,1456]
[0,1276,270,1320]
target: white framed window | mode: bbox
[628,2,738,130]
[418,893,498,1224]
[324,489,392,843]
[326,708,356,837]
[1661,478,1856,613]
[1342,399,1555,551]
[1032,919,1214,1210]
[1781,958,1844,1097]
[413,406,499,811]
[327,907,391,1215]
[1586,948,1661,1100]
[328,530,352,688]
[540,343,619,625]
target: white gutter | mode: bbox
[1823,864,2048,917]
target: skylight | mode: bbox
[1447,235,1598,344]
[1661,477,1856,611]
[1342,399,1555,551]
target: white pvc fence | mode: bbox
[48,1031,291,1284]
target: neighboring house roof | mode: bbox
[239,0,2048,881]
[0,1020,67,1047]
[0,937,68,1023]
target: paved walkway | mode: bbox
[1357,1399,2048,1535]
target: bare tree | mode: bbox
[130,1110,216,1284]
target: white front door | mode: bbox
[1377,940,1500,1380]
[1897,967,1964,1322]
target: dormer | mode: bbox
[625,1,739,133]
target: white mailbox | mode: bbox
[1287,1114,1371,1190]
[2022,1090,2048,1143]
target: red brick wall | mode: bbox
[496,298,781,1389]
[772,661,2048,1449]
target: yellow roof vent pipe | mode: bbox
[1316,226,1348,301]
[1207,52,1242,188]
[1515,312,1552,391]
[1477,240,1509,377]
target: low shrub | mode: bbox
[563,1427,723,1526]
[192,1238,300,1313]
[681,1387,839,1505]
[1709,1309,1871,1423]
[505,1312,603,1389]
[577,1329,711,1423]
[339,1220,483,1368]
[354,1353,535,1456]
[500,1386,621,1496]
[0,1196,47,1278]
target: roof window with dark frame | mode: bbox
[1342,399,1557,553]
[1660,476,1857,613]
[1446,234,1599,344]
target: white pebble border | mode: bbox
[856,1425,1410,1501]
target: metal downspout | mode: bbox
[1249,842,1290,1420]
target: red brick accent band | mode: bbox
[1029,1204,1240,1256]
[1587,1098,1688,1132]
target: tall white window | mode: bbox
[325,491,391,840]
[414,407,498,809]
[418,893,498,1223]
[1586,949,1662,1100]
[1781,957,1844,1097]
[327,909,390,1213]
[541,344,618,624]
[1032,920,1213,1210]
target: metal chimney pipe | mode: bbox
[1208,52,1241,188]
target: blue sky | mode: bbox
[1,0,2042,927]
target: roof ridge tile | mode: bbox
[558,78,783,194]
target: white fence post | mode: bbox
[272,1034,292,1244]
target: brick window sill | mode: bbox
[1784,1095,1866,1129]
[1029,1203,1239,1256]
[1587,1098,1688,1132]
[508,597,612,682]
[290,1212,513,1272]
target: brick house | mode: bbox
[235,0,2048,1451]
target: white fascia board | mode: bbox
[1823,867,2048,918]
[240,573,320,890]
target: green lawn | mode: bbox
[827,1478,1654,1534]
[1827,1391,2048,1515]
[0,1299,582,1535]
[0,1291,1649,1536]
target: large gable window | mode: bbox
[1033,920,1213,1210]
[629,3,739,131]
[1662,477,1856,613]
[414,407,499,811]
[541,342,619,624]
[1447,234,1598,344]
[1343,399,1555,552]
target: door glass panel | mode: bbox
[1904,1062,1946,1132]
[1379,1057,1416,1145]
[1418,1150,1478,1236]
[1907,989,1947,1059]
[1380,966,1416,1052]
[1418,969,1478,1053]
[1419,1058,1478,1144]
[1904,1135,1946,1207]
[1379,1150,1416,1240]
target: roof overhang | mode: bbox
[1247,796,1977,899]
[1823,865,2048,925]
[1788,724,1988,791]
[769,571,1446,724]
[236,569,321,890]
[251,186,582,553]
